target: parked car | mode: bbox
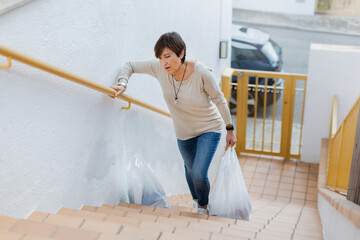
[230,23,284,116]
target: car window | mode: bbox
[261,42,279,63]
[231,46,267,61]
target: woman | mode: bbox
[110,32,236,215]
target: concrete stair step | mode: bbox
[119,225,161,240]
[159,231,201,240]
[0,215,19,231]
[5,218,55,238]
[0,196,322,240]
[27,212,121,236]
[21,235,56,240]
[11,219,95,239]
[25,204,248,240]
[57,208,107,221]
[173,228,210,240]
[0,229,24,240]
[0,150,326,240]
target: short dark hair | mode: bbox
[154,32,186,63]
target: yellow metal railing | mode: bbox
[327,96,360,194]
[0,45,171,117]
[221,68,307,159]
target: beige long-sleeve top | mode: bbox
[117,60,232,140]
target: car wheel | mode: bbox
[229,89,255,117]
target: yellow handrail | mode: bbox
[0,45,171,118]
[327,96,360,194]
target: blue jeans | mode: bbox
[177,132,221,207]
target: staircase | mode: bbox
[0,155,324,240]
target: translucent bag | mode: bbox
[209,147,252,220]
[127,155,170,208]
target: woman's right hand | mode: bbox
[108,85,126,98]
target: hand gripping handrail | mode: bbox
[0,45,171,117]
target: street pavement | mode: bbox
[233,9,360,36]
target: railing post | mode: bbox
[280,75,295,159]
[347,104,360,205]
[236,72,248,155]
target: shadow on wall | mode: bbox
[122,108,189,195]
[86,138,115,180]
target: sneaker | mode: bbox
[196,207,209,215]
[192,200,198,209]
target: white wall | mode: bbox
[232,0,315,15]
[301,44,360,163]
[0,0,231,218]
[318,194,360,240]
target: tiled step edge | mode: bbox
[318,187,360,228]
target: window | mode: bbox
[231,46,267,62]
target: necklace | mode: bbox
[171,62,187,104]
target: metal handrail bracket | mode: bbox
[0,56,11,69]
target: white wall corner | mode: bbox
[301,43,360,163]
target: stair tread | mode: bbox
[97,233,135,240]
[44,213,84,228]
[187,221,222,233]
[96,207,127,217]
[159,231,201,240]
[102,202,237,225]
[80,219,121,235]
[82,205,97,212]
[211,232,249,240]
[28,212,121,236]
[140,210,170,218]
[124,211,158,221]
[10,219,58,238]
[27,212,49,222]
[118,225,161,240]
[22,235,56,240]
[173,227,211,240]
[114,206,142,213]
[156,216,189,228]
[180,212,208,220]
[53,226,100,240]
[58,208,107,221]
[105,215,140,227]
[0,229,23,240]
[221,227,256,238]
[138,220,175,233]
[0,215,19,231]
[128,203,156,211]
[22,208,264,240]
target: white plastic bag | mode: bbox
[209,147,252,220]
[127,155,170,208]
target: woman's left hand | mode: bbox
[226,130,237,148]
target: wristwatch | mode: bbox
[226,124,234,131]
